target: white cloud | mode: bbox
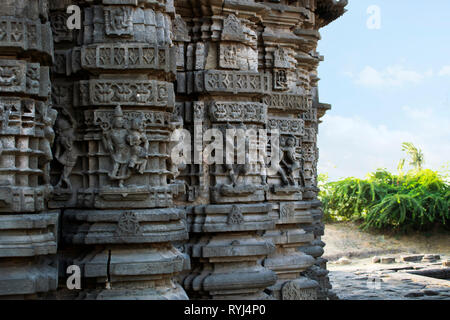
[318,108,450,181]
[438,65,450,76]
[401,105,433,120]
[349,65,432,88]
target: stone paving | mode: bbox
[329,256,450,300]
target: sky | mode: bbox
[316,0,450,181]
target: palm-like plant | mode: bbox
[401,142,424,171]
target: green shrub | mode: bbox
[319,169,449,232]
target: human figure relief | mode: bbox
[167,110,186,182]
[278,135,305,187]
[127,117,149,175]
[102,105,131,188]
[54,108,78,191]
[224,122,251,186]
[257,135,268,186]
[38,102,58,186]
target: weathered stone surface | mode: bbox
[0,0,60,298]
[401,254,424,262]
[422,254,441,263]
[380,257,396,264]
[336,257,351,265]
[0,0,346,299]
[0,212,59,257]
[48,0,189,300]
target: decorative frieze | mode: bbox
[267,118,305,136]
[209,102,267,124]
[63,208,187,244]
[81,43,175,73]
[0,16,53,57]
[76,79,175,108]
[262,93,309,112]
[196,70,271,94]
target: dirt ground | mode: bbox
[323,222,450,261]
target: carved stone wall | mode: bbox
[48,0,189,300]
[0,0,59,298]
[0,0,346,300]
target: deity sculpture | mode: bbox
[54,108,78,191]
[278,135,305,187]
[40,102,58,186]
[224,122,251,186]
[102,106,131,188]
[127,117,149,175]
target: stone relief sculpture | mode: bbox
[102,106,135,187]
[54,108,78,191]
[39,102,58,186]
[278,135,305,187]
[128,117,149,175]
[0,0,59,298]
[0,0,347,300]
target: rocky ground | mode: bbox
[323,223,450,300]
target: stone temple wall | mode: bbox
[0,0,346,299]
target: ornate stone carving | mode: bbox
[210,102,267,124]
[104,6,134,37]
[277,136,305,187]
[173,14,190,42]
[81,44,174,73]
[222,14,245,42]
[116,211,142,236]
[220,43,240,69]
[0,0,346,300]
[50,12,72,42]
[282,278,318,300]
[274,69,289,91]
[267,118,305,135]
[54,108,78,191]
[274,46,291,69]
[279,202,295,219]
[227,205,244,225]
[98,106,148,187]
[0,0,59,298]
[198,70,271,94]
[263,93,308,112]
[77,79,174,107]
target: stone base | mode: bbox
[0,258,58,297]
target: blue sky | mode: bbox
[317,0,450,181]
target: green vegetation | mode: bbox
[319,143,449,232]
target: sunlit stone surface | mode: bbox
[0,0,346,300]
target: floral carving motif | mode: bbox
[228,205,244,225]
[116,211,141,236]
[210,102,266,123]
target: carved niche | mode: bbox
[104,6,134,37]
[222,14,245,42]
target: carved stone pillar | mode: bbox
[257,0,319,300]
[0,0,59,298]
[50,0,189,299]
[175,1,278,299]
[259,0,347,300]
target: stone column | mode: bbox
[175,1,278,299]
[258,0,319,300]
[259,0,347,300]
[300,0,348,300]
[50,0,189,299]
[0,0,59,298]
